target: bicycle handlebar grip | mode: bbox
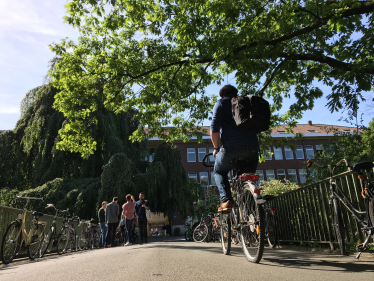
[202,153,214,168]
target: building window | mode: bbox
[187,148,196,162]
[256,170,264,182]
[198,148,207,162]
[284,147,294,160]
[288,169,297,183]
[263,149,272,160]
[307,130,317,133]
[342,129,351,132]
[210,172,217,186]
[299,169,307,184]
[277,131,286,134]
[277,169,286,181]
[315,145,323,157]
[305,145,314,159]
[209,147,215,162]
[295,145,304,159]
[274,147,283,160]
[199,172,208,185]
[266,170,275,181]
[188,173,197,182]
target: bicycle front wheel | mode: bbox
[239,186,265,263]
[57,227,69,255]
[332,199,345,255]
[1,221,22,264]
[220,213,231,255]
[193,224,208,243]
[40,225,54,257]
[28,223,45,260]
[265,212,277,248]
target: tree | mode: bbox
[49,0,374,157]
[307,119,374,182]
[261,179,299,196]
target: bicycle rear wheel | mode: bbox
[239,185,265,263]
[332,198,345,255]
[220,213,231,255]
[265,212,277,248]
[193,223,208,243]
[57,227,69,255]
[28,223,45,260]
[1,221,22,264]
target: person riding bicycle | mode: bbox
[211,85,259,212]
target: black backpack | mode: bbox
[231,96,271,132]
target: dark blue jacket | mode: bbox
[135,200,151,219]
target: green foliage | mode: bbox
[192,186,220,215]
[261,179,299,196]
[49,0,374,157]
[307,119,374,182]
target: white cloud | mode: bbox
[0,104,20,114]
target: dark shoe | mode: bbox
[218,200,233,213]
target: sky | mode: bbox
[0,0,373,130]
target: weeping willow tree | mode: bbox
[135,142,202,219]
[0,84,148,218]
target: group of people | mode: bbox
[98,192,151,248]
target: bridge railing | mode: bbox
[272,170,370,249]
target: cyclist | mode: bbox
[210,85,259,212]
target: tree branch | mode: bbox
[257,59,287,97]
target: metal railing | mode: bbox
[0,205,84,261]
[272,170,371,249]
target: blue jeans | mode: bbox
[214,147,258,202]
[125,218,134,243]
[99,222,107,247]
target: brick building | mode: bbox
[148,121,358,186]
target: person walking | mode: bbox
[122,194,136,245]
[210,85,259,212]
[98,201,108,248]
[135,192,151,245]
[105,197,119,247]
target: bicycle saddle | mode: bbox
[262,195,275,201]
[32,211,44,217]
[351,162,374,173]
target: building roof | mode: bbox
[146,121,359,141]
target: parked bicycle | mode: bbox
[1,196,45,264]
[193,214,210,243]
[56,209,78,254]
[113,224,126,246]
[308,158,374,258]
[203,153,266,263]
[78,219,95,250]
[262,195,278,248]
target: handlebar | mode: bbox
[202,153,214,168]
[16,196,44,201]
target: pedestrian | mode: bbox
[211,85,259,212]
[134,192,151,245]
[122,194,136,246]
[105,197,119,247]
[98,201,108,248]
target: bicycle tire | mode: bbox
[92,229,100,249]
[193,223,208,243]
[57,227,69,255]
[28,223,45,260]
[40,225,54,257]
[239,185,265,263]
[332,198,346,255]
[220,212,231,255]
[266,212,277,248]
[1,221,22,264]
[66,228,77,252]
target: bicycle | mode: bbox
[262,195,278,248]
[114,224,126,246]
[78,219,94,250]
[56,209,78,254]
[192,214,210,243]
[203,153,266,263]
[90,220,100,249]
[1,196,45,264]
[308,158,374,258]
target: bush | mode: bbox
[261,179,299,196]
[173,227,181,236]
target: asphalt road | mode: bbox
[1,237,373,281]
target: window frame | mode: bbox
[299,169,307,184]
[198,148,207,162]
[273,146,283,160]
[187,148,196,162]
[277,169,286,181]
[265,170,275,181]
[305,145,315,159]
[295,145,304,159]
[288,169,297,183]
[188,172,197,182]
[256,170,264,182]
[284,147,294,160]
[199,172,209,185]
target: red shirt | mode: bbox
[122,201,136,220]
